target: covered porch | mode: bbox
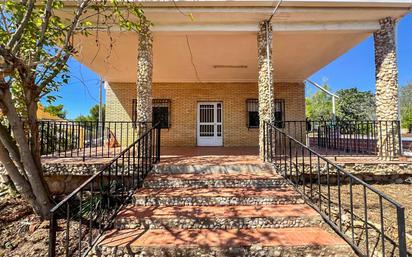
[59,0,409,159]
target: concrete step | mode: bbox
[114,204,322,229]
[132,187,304,206]
[94,227,355,257]
[153,163,275,174]
[143,172,289,188]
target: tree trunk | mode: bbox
[0,123,26,176]
[1,88,52,219]
[26,89,42,170]
[0,142,41,215]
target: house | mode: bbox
[0,104,63,121]
[37,104,65,121]
[64,0,411,159]
[44,2,412,256]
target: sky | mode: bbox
[45,13,412,119]
[308,13,412,94]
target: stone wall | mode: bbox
[0,163,105,194]
[275,161,412,185]
[1,160,411,195]
[106,82,305,147]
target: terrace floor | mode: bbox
[40,146,412,165]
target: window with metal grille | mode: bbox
[246,99,285,128]
[246,99,259,128]
[132,99,137,124]
[153,99,171,128]
[274,99,285,128]
[132,99,171,128]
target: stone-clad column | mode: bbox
[374,17,400,160]
[257,20,275,160]
[136,19,153,126]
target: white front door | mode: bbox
[197,102,223,146]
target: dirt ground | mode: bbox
[0,195,50,257]
[371,184,412,236]
[314,183,412,256]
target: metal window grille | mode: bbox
[153,99,171,129]
[132,99,171,128]
[246,99,285,128]
[274,99,285,128]
[132,99,137,124]
[246,99,259,128]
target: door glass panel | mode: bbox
[200,125,214,137]
[200,105,214,123]
[217,104,221,123]
[198,103,222,142]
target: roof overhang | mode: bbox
[58,0,411,83]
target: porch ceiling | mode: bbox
[74,31,369,83]
[65,1,411,83]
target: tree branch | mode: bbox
[39,55,70,97]
[37,0,91,92]
[0,6,11,34]
[7,0,35,49]
[35,0,53,60]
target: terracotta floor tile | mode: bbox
[136,187,299,197]
[145,172,283,181]
[117,204,318,219]
[99,228,347,248]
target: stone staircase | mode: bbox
[93,164,355,257]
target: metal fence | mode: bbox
[264,121,409,257]
[48,124,161,257]
[39,121,152,160]
[281,120,402,158]
[25,119,403,160]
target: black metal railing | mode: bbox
[264,121,409,257]
[36,119,401,160]
[281,120,402,158]
[39,120,152,160]
[48,123,161,257]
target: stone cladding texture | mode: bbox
[257,21,275,159]
[374,17,400,160]
[135,20,153,125]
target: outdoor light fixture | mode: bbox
[213,65,248,69]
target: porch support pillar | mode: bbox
[257,20,275,160]
[374,17,400,160]
[136,19,153,129]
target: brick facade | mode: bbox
[106,82,305,147]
